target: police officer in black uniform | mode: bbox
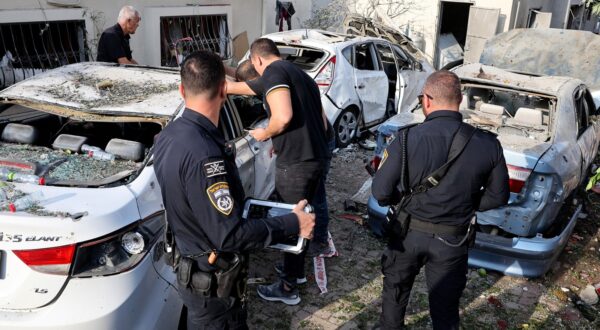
[153,51,315,329]
[372,71,509,329]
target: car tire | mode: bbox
[334,108,358,148]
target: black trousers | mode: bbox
[275,160,323,286]
[381,229,468,330]
[178,282,248,330]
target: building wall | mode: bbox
[350,0,598,66]
[0,0,264,66]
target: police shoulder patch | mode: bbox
[380,149,389,167]
[203,160,227,178]
[206,182,234,216]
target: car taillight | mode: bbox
[71,213,164,277]
[315,56,336,95]
[507,165,531,193]
[14,244,76,275]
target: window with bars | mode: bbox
[160,15,232,67]
[0,20,88,88]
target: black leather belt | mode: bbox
[409,217,469,236]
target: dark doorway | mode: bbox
[439,1,472,47]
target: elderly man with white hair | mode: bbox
[97,5,141,64]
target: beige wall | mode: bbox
[0,0,264,66]
[358,0,597,67]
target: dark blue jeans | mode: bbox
[275,160,323,286]
[312,138,335,244]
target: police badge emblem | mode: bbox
[206,182,234,215]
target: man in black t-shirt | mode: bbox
[97,6,140,64]
[227,38,329,305]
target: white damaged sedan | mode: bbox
[0,62,276,329]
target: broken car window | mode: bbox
[375,43,397,81]
[342,46,353,66]
[392,45,411,70]
[278,45,327,71]
[574,88,590,137]
[231,95,267,130]
[354,43,377,71]
[0,104,158,186]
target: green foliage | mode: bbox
[586,0,600,16]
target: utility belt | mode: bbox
[174,250,248,300]
[385,207,477,248]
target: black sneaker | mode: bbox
[257,280,301,305]
[306,241,332,257]
[274,264,307,284]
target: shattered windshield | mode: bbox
[0,103,160,187]
[459,84,554,148]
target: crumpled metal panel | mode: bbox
[0,62,181,118]
[480,28,600,89]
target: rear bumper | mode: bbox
[0,248,182,329]
[366,195,579,277]
[322,93,342,125]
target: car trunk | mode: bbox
[377,81,556,237]
[0,183,141,310]
[0,105,159,310]
[0,63,179,310]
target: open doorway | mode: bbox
[435,1,472,69]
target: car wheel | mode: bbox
[334,108,358,148]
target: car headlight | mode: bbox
[70,213,164,277]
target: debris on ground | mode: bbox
[247,146,600,329]
[579,285,599,305]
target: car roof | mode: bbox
[263,29,385,50]
[480,28,600,90]
[0,62,182,120]
[455,63,577,96]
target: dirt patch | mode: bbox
[247,141,600,329]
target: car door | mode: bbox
[353,42,388,124]
[392,44,429,113]
[575,87,600,177]
[227,95,276,199]
[220,99,255,197]
[373,42,398,117]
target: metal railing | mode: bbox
[0,20,88,89]
[160,14,232,67]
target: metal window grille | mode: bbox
[160,15,232,67]
[0,20,88,89]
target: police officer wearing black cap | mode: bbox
[153,50,315,329]
[372,71,509,330]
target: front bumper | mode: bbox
[0,248,182,329]
[367,195,580,277]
